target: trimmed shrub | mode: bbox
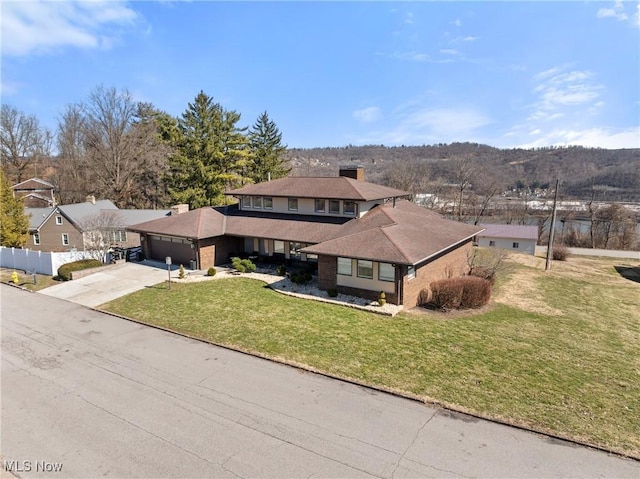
[430,278,465,311]
[552,244,570,261]
[276,265,287,276]
[207,267,216,277]
[378,291,386,306]
[57,259,103,281]
[460,276,492,309]
[179,264,185,279]
[327,288,338,298]
[290,271,312,285]
[430,276,491,311]
[232,257,256,273]
[469,265,497,285]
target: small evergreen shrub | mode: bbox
[232,257,256,273]
[57,259,103,281]
[179,264,185,279]
[207,267,216,277]
[552,244,570,261]
[290,271,312,285]
[276,265,287,276]
[378,291,386,306]
[327,288,338,298]
[430,276,491,311]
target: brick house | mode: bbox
[128,167,483,307]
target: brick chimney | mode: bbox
[170,204,189,215]
[339,165,364,181]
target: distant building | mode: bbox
[12,177,56,207]
[476,224,538,255]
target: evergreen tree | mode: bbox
[0,167,29,247]
[168,91,253,208]
[249,111,289,183]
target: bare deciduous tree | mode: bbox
[78,210,126,261]
[0,105,52,182]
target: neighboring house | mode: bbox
[25,196,170,253]
[12,177,56,207]
[476,224,538,255]
[128,167,483,307]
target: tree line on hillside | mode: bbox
[0,86,289,209]
[286,144,640,202]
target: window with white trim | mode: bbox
[314,199,326,213]
[337,257,352,276]
[273,240,285,254]
[56,216,63,225]
[62,233,69,246]
[288,198,298,211]
[33,233,40,245]
[253,196,262,208]
[329,200,340,214]
[378,262,395,282]
[242,196,251,208]
[357,260,373,279]
[263,197,273,209]
[110,230,127,242]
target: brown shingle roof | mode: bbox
[127,206,349,243]
[127,207,226,239]
[302,201,484,265]
[227,176,409,201]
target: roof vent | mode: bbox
[86,195,96,204]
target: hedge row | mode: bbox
[57,259,103,281]
[429,276,491,311]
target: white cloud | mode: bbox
[1,0,138,56]
[516,127,640,149]
[440,49,460,56]
[355,106,492,145]
[597,0,640,27]
[393,51,430,62]
[404,12,414,24]
[0,79,24,96]
[597,1,628,21]
[452,19,462,27]
[353,107,382,123]
[528,68,603,120]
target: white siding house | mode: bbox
[476,224,538,255]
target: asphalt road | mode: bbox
[2,285,638,478]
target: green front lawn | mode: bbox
[102,257,640,458]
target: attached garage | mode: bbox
[147,235,195,266]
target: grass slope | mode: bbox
[102,255,640,457]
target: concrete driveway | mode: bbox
[39,261,171,307]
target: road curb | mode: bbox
[95,306,639,463]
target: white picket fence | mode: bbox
[0,247,98,276]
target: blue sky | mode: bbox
[2,1,639,149]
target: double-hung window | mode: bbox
[329,200,340,214]
[62,233,70,246]
[344,201,357,216]
[288,198,298,211]
[263,197,273,209]
[33,233,40,245]
[253,196,262,209]
[242,196,251,208]
[314,199,326,213]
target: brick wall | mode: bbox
[401,240,473,308]
[318,255,337,290]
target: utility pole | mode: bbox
[545,179,560,271]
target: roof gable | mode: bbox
[12,178,55,190]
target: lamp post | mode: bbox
[166,256,172,289]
